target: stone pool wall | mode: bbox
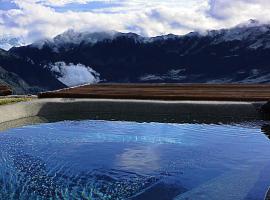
[0,98,266,127]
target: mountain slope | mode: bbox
[0,66,32,94]
[6,20,270,92]
[0,49,66,94]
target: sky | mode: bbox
[0,0,270,43]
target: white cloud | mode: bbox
[46,62,100,86]
[208,0,270,24]
[0,0,270,44]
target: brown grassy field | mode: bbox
[38,84,270,101]
[0,85,12,96]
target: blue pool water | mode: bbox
[1,120,270,200]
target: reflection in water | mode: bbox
[0,120,270,200]
[116,145,161,173]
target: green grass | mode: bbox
[0,97,32,106]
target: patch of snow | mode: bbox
[140,68,186,81]
[251,69,259,76]
[237,73,270,83]
[224,55,239,58]
[139,74,164,81]
[206,78,233,84]
[26,57,35,65]
[207,69,270,84]
[207,20,270,46]
[147,34,180,42]
[46,62,100,87]
[249,41,264,49]
[237,70,246,74]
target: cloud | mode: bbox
[208,0,270,23]
[46,62,100,86]
[0,0,270,44]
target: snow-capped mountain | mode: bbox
[0,36,26,50]
[31,29,155,52]
[32,30,120,52]
[2,19,270,94]
[207,19,270,49]
[31,19,270,51]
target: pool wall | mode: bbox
[0,98,266,127]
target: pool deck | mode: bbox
[38,84,270,101]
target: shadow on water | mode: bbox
[261,125,270,140]
[36,101,268,124]
[266,190,270,200]
[1,111,270,133]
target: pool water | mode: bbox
[1,120,270,200]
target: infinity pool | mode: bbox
[0,120,270,200]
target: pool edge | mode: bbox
[0,98,267,125]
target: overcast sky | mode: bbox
[0,0,269,43]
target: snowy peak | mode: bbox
[236,19,261,28]
[0,36,26,50]
[32,30,119,51]
[31,30,179,51]
[202,19,270,49]
[28,19,270,52]
[53,29,117,45]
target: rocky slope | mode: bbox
[0,49,66,94]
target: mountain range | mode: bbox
[1,19,270,94]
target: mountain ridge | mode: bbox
[23,19,270,51]
[2,19,270,94]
